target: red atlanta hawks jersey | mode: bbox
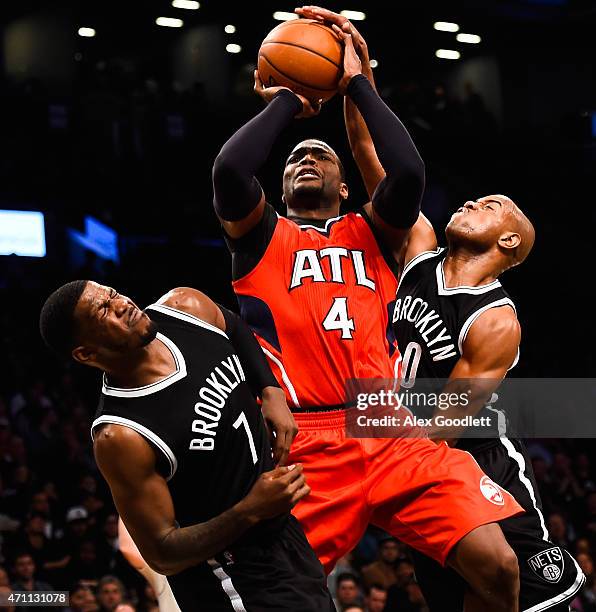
[232,207,400,410]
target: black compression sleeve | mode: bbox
[347,74,425,228]
[212,90,303,221]
[218,304,281,397]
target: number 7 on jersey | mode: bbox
[233,411,258,464]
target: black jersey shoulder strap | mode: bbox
[397,247,445,291]
[91,409,178,481]
[146,303,229,339]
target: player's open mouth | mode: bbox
[295,169,320,180]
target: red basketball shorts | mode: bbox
[289,409,524,574]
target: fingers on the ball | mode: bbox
[331,24,345,38]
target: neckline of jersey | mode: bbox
[436,259,502,295]
[288,212,347,232]
[102,332,187,397]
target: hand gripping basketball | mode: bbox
[253,70,321,118]
[331,23,363,95]
[296,6,373,82]
[296,6,369,61]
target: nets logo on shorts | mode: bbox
[479,475,504,505]
[528,547,564,583]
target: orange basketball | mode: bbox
[257,19,343,102]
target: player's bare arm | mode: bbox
[399,214,437,270]
[157,287,298,465]
[94,424,309,575]
[429,306,521,446]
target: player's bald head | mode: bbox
[494,195,535,268]
[507,200,535,266]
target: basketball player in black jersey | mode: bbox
[39,282,334,611]
[392,198,585,611]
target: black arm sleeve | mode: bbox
[212,90,303,221]
[346,74,425,229]
[217,304,281,397]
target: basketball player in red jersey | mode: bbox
[212,11,525,610]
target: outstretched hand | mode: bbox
[330,23,363,95]
[253,70,321,118]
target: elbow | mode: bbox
[146,557,173,576]
[148,552,209,576]
[212,151,239,187]
[148,560,182,577]
[144,530,182,576]
[406,154,426,189]
[401,157,426,203]
[146,550,187,576]
[383,152,425,198]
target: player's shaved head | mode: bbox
[507,200,535,266]
[490,194,535,269]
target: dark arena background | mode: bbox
[0,0,595,610]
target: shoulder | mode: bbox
[469,304,520,339]
[155,288,224,330]
[463,305,520,366]
[93,424,157,478]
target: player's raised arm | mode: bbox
[428,306,521,446]
[156,287,298,466]
[212,74,320,240]
[94,425,309,576]
[297,7,437,266]
[296,6,383,198]
[332,24,425,253]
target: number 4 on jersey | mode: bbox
[322,297,355,339]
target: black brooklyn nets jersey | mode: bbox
[392,248,519,449]
[91,303,280,537]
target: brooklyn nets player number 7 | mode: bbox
[39,282,334,611]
